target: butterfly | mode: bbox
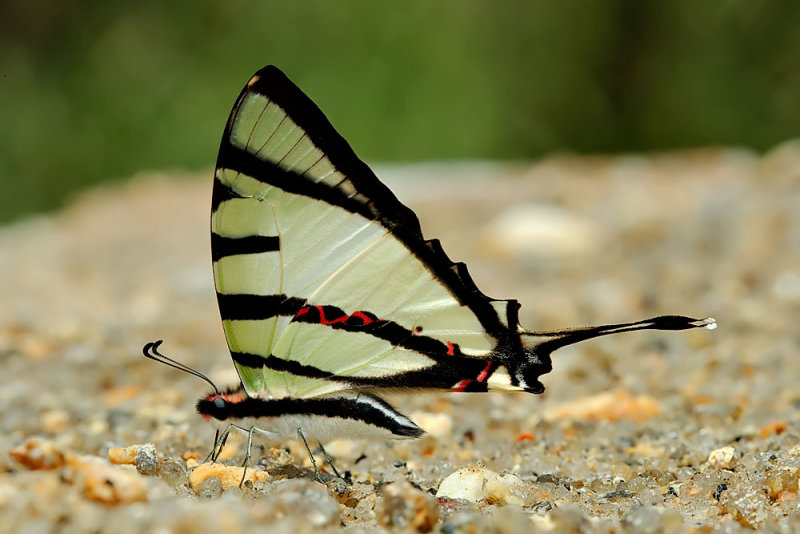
[145,65,715,479]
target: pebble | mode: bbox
[262,479,341,527]
[195,476,223,499]
[623,505,684,532]
[758,420,787,439]
[108,445,139,465]
[319,438,365,462]
[543,390,662,423]
[40,410,70,434]
[721,485,771,529]
[66,455,148,504]
[707,446,736,470]
[436,465,526,506]
[375,480,439,532]
[764,467,799,499]
[479,203,601,259]
[188,462,269,491]
[135,443,159,476]
[408,411,454,439]
[159,458,188,486]
[8,437,66,470]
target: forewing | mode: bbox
[212,66,520,399]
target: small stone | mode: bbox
[0,481,15,508]
[319,439,365,462]
[108,445,138,465]
[764,468,799,500]
[408,411,453,439]
[721,485,771,529]
[759,420,788,439]
[40,409,70,434]
[440,510,488,533]
[9,437,66,470]
[543,390,662,423]
[67,455,148,504]
[189,462,269,491]
[437,465,498,502]
[514,432,536,443]
[135,443,159,476]
[263,479,340,527]
[480,203,601,259]
[353,493,377,522]
[102,385,141,407]
[436,465,526,506]
[485,473,527,506]
[547,504,589,532]
[707,446,736,470]
[787,445,800,457]
[159,458,188,486]
[376,480,439,532]
[195,476,223,499]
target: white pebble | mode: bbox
[436,465,526,505]
[408,411,453,439]
[479,203,601,259]
[707,446,736,469]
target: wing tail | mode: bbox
[509,315,717,394]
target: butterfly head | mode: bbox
[196,386,248,422]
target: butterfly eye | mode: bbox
[213,397,226,409]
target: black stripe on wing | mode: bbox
[217,294,306,321]
[228,347,547,394]
[211,234,279,261]
[211,174,243,212]
[231,351,482,388]
[216,145,376,222]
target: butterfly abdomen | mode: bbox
[197,389,423,441]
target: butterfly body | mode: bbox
[197,386,423,442]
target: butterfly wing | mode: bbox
[212,66,538,400]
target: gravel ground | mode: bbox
[2,144,800,532]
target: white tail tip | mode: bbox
[702,317,717,330]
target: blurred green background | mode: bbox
[2,1,799,223]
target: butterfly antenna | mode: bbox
[142,340,222,395]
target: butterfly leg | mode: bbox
[203,428,220,463]
[296,427,324,483]
[238,426,256,488]
[318,441,344,481]
[206,424,233,463]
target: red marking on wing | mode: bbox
[294,305,378,326]
[476,361,492,382]
[446,342,456,356]
[453,379,471,392]
[351,311,375,325]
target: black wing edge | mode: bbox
[241,66,422,237]
[219,65,519,337]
